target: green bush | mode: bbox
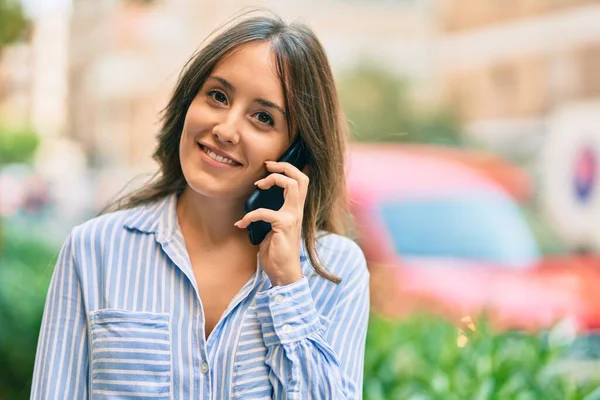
[364,313,600,399]
[337,65,464,145]
[0,125,40,165]
[0,226,57,399]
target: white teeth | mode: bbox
[202,146,237,165]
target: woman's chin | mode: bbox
[184,180,252,203]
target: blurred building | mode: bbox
[30,8,70,140]
[0,4,69,139]
[0,43,32,126]
[67,0,435,172]
[438,0,600,158]
[69,0,178,172]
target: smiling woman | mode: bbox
[180,42,290,198]
[30,10,370,400]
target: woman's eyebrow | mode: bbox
[208,76,235,92]
[208,75,286,117]
[255,98,286,117]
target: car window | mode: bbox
[379,192,541,266]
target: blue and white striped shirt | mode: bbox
[31,193,370,399]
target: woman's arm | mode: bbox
[30,232,89,400]
[255,244,370,399]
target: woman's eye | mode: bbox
[254,112,274,127]
[207,90,227,105]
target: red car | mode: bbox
[346,144,600,333]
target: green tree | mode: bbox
[0,124,39,165]
[0,0,30,48]
[338,65,464,145]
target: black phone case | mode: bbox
[244,137,308,245]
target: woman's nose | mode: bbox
[212,113,241,145]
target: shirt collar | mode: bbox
[123,192,178,242]
[123,191,309,262]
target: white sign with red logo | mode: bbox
[539,100,600,251]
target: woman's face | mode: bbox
[179,41,291,201]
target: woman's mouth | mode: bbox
[198,144,242,167]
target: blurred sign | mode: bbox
[540,101,600,251]
[574,145,597,204]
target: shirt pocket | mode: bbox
[89,309,172,400]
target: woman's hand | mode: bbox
[234,161,308,286]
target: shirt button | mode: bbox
[274,294,284,305]
[282,324,292,334]
[200,361,209,374]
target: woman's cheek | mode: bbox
[187,104,208,129]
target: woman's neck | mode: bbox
[176,187,250,248]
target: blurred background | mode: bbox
[1,0,600,398]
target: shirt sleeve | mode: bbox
[30,232,89,400]
[255,248,370,399]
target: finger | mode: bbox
[234,208,296,230]
[265,161,309,193]
[254,173,300,208]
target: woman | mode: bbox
[31,12,369,400]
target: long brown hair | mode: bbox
[104,11,350,283]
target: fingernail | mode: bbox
[234,221,240,227]
[265,161,275,164]
[254,180,260,185]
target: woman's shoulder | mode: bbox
[315,231,365,258]
[310,231,369,282]
[302,232,369,324]
[68,199,164,248]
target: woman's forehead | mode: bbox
[211,42,283,95]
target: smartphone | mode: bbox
[244,136,309,245]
